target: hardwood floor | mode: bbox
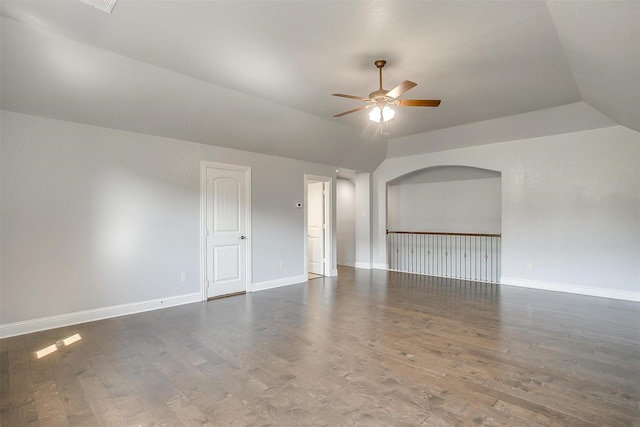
[2,267,639,426]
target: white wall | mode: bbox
[355,172,371,268]
[374,125,640,301]
[0,111,338,330]
[336,178,355,266]
[387,174,501,234]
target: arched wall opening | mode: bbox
[387,165,502,234]
[385,165,502,283]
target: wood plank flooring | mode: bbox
[2,267,639,426]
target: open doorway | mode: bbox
[386,166,501,283]
[305,175,332,279]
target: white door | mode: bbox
[205,167,248,298]
[307,181,324,275]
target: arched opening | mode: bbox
[386,165,501,283]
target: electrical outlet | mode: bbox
[279,261,285,270]
[180,273,188,283]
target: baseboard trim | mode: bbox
[0,292,202,339]
[500,277,640,302]
[373,263,388,270]
[354,262,372,269]
[250,274,307,292]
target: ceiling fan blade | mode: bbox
[386,80,417,99]
[398,99,441,107]
[333,105,369,117]
[332,93,370,101]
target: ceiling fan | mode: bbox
[332,59,441,123]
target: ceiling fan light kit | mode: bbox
[369,105,395,123]
[332,59,441,125]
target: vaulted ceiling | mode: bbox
[1,1,638,172]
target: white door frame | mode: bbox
[200,161,252,301]
[304,174,334,277]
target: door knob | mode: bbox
[240,235,246,240]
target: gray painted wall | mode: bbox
[337,178,355,266]
[1,110,337,324]
[374,124,640,299]
[387,173,502,234]
[355,173,372,268]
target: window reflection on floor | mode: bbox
[34,333,82,359]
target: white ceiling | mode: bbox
[1,1,638,171]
